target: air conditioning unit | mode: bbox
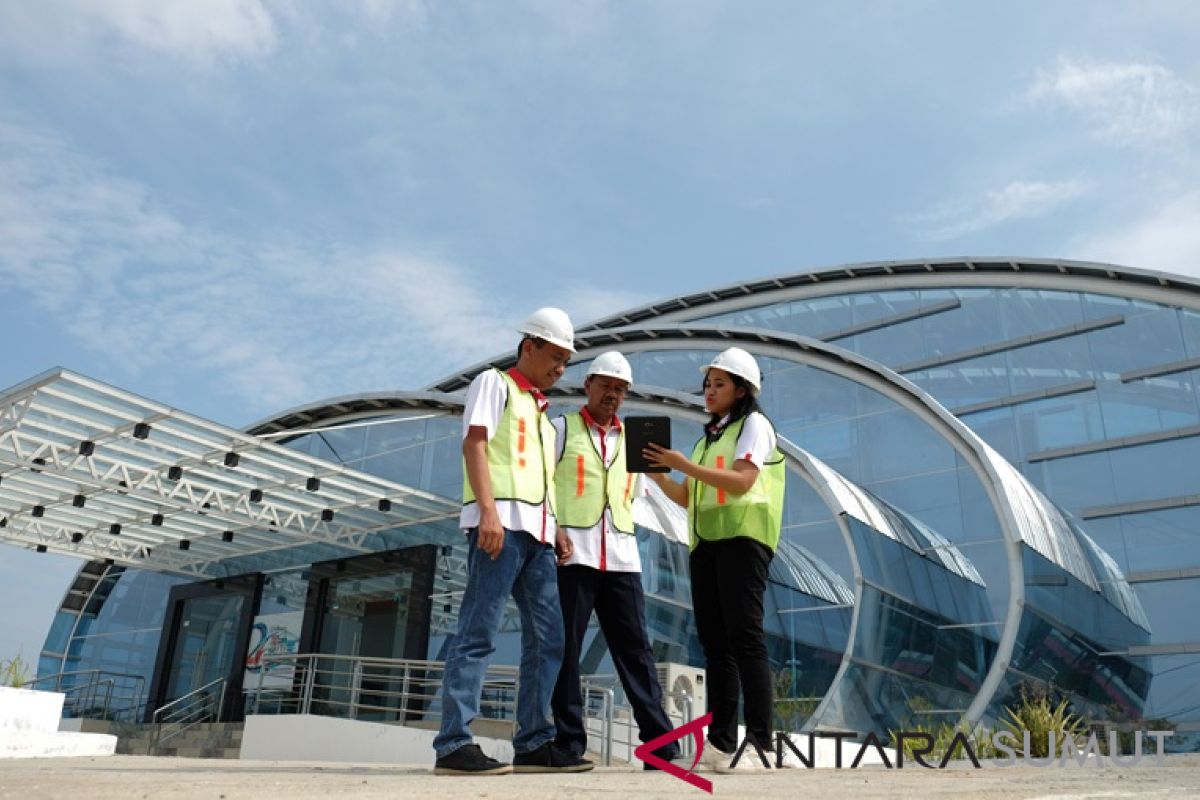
[656,662,705,720]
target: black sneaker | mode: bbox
[642,747,684,770]
[512,741,595,773]
[434,743,513,775]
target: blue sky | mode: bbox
[2,0,1199,665]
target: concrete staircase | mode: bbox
[122,721,243,758]
[68,719,243,759]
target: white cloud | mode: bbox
[1027,57,1200,146]
[551,285,651,332]
[0,1,279,67]
[357,0,428,27]
[92,0,278,63]
[0,1,436,68]
[1072,192,1200,280]
[0,117,516,415]
[911,180,1087,241]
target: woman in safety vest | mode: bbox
[643,346,785,772]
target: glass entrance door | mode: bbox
[164,593,245,702]
[316,571,416,720]
[146,573,261,723]
[301,546,436,722]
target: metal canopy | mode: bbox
[0,369,460,578]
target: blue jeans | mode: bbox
[433,528,565,758]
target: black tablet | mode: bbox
[624,416,672,473]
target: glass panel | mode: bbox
[1003,607,1150,723]
[1004,335,1095,395]
[1027,450,1118,514]
[361,414,436,487]
[1108,437,1200,505]
[1015,391,1106,454]
[1106,506,1200,575]
[1079,292,1130,322]
[1143,652,1200,729]
[962,407,1021,463]
[165,593,245,702]
[704,295,855,338]
[908,352,1013,411]
[1089,304,1187,376]
[42,612,76,655]
[319,572,416,660]
[1181,309,1200,359]
[1131,578,1200,650]
[1000,289,1085,334]
[1096,376,1200,439]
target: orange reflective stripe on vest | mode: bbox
[716,455,727,505]
[517,417,527,468]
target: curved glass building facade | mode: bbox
[29,258,1200,748]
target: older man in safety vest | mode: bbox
[550,351,681,769]
[433,308,593,776]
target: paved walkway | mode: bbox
[2,755,1200,799]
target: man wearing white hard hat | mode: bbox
[434,307,593,776]
[548,351,681,769]
[644,346,786,773]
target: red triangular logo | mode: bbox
[634,712,714,794]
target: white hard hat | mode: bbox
[700,346,762,395]
[586,351,633,387]
[518,307,576,352]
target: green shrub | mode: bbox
[889,721,996,763]
[1000,686,1086,758]
[773,696,820,731]
[772,668,820,730]
[1,653,31,688]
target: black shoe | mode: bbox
[434,743,513,775]
[512,741,595,773]
[642,748,683,770]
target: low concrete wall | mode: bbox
[0,687,117,759]
[0,686,64,735]
[241,714,514,765]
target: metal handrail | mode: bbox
[579,676,694,766]
[245,653,698,766]
[25,669,147,721]
[251,653,520,726]
[151,677,227,749]
[153,677,227,722]
[27,669,144,691]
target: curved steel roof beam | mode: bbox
[575,257,1200,333]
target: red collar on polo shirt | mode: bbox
[506,367,548,412]
[580,405,621,433]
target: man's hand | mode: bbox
[555,526,574,566]
[478,506,505,560]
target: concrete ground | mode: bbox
[3,755,1200,800]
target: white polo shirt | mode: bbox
[708,411,777,469]
[552,412,645,573]
[458,369,556,543]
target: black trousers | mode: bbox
[552,565,679,759]
[689,537,774,752]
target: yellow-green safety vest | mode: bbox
[462,369,557,515]
[554,412,636,534]
[689,414,785,551]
